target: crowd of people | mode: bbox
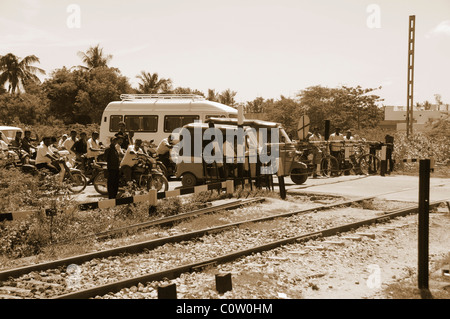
[305,126,360,178]
[0,121,176,199]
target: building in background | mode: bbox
[379,104,449,131]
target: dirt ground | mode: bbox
[291,206,450,299]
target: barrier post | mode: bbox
[148,189,157,216]
[380,145,387,176]
[277,158,286,200]
[418,159,430,291]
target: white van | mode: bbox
[99,94,238,146]
[0,126,23,144]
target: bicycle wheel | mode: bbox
[359,154,381,175]
[93,171,109,195]
[320,155,339,177]
[67,171,87,194]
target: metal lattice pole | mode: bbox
[406,15,415,138]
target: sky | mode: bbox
[1,0,450,106]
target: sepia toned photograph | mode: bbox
[0,0,449,308]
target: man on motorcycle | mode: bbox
[86,131,103,167]
[156,134,174,173]
[35,136,60,174]
[71,132,88,169]
[120,138,149,183]
[21,130,38,159]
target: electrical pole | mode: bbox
[406,15,415,138]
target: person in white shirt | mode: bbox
[57,134,68,150]
[35,136,60,174]
[87,131,103,162]
[120,139,149,182]
[309,126,324,178]
[156,135,174,171]
[329,127,345,160]
[62,130,77,165]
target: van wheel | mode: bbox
[181,173,197,188]
[290,168,308,185]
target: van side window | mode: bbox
[109,115,123,132]
[164,115,200,133]
[124,115,158,132]
[205,115,225,119]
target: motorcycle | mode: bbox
[48,152,88,194]
[144,140,175,179]
[73,153,106,186]
[1,146,37,175]
[93,152,169,195]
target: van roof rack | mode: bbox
[120,94,205,101]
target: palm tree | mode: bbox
[136,71,172,94]
[77,44,112,70]
[207,89,219,102]
[0,53,45,94]
[218,89,237,106]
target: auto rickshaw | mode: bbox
[174,118,308,187]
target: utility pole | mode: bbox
[406,15,415,138]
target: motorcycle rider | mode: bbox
[156,134,175,173]
[120,138,149,183]
[21,130,39,159]
[71,132,88,169]
[35,136,60,174]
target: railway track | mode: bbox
[0,187,447,299]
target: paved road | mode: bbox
[284,175,450,203]
[71,174,450,204]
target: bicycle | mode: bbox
[328,141,381,176]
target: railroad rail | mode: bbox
[53,199,447,299]
[0,194,373,282]
[1,186,448,299]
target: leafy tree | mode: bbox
[297,85,384,132]
[43,67,133,124]
[170,87,205,96]
[136,71,173,94]
[263,96,302,137]
[77,44,112,70]
[245,97,266,113]
[0,91,49,125]
[0,53,45,94]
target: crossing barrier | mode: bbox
[78,180,234,211]
[0,181,235,221]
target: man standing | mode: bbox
[343,129,356,175]
[117,121,130,150]
[309,126,324,178]
[104,136,122,199]
[329,127,345,160]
